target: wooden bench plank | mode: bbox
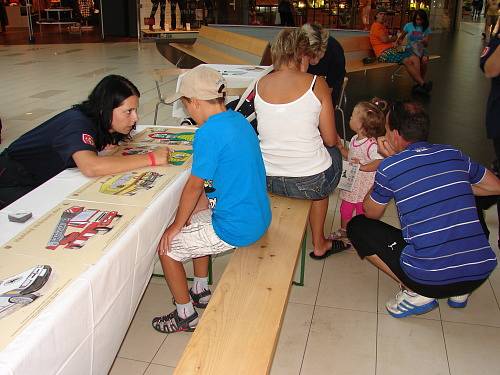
[169,42,249,65]
[170,26,270,66]
[174,194,311,375]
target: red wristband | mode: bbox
[147,152,157,166]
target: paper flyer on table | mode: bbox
[0,200,143,264]
[128,127,196,145]
[0,253,88,351]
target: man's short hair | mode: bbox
[388,101,430,142]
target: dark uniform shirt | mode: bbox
[480,37,500,139]
[5,108,98,184]
[307,36,346,106]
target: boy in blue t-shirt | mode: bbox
[152,66,272,333]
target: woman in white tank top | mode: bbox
[254,28,350,259]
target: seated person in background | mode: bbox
[302,23,346,107]
[0,75,169,209]
[332,100,386,241]
[396,9,431,89]
[347,101,500,318]
[153,66,271,333]
[370,8,432,94]
[254,28,349,260]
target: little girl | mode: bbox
[332,100,387,239]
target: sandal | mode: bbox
[309,240,351,260]
[152,309,199,333]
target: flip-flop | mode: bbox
[309,240,351,260]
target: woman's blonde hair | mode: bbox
[300,23,329,59]
[271,28,312,69]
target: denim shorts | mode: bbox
[266,146,342,200]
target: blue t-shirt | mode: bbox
[6,108,97,184]
[403,22,431,45]
[191,110,271,247]
[371,142,497,285]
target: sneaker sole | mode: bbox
[387,299,438,318]
[447,299,468,308]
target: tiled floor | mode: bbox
[1,22,499,375]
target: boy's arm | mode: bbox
[158,174,205,254]
[359,159,382,172]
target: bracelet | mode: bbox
[147,152,157,167]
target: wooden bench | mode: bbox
[339,35,440,74]
[170,25,271,66]
[173,194,311,375]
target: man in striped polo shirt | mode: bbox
[347,101,500,318]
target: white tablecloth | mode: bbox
[0,127,189,375]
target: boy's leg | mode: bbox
[159,254,190,304]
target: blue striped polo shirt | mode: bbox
[371,142,497,285]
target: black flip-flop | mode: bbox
[309,240,351,260]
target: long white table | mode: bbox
[0,128,189,375]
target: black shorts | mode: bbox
[346,215,488,299]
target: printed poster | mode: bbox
[128,127,196,145]
[0,201,143,264]
[0,253,88,351]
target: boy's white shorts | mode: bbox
[167,209,234,262]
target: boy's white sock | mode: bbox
[193,276,209,294]
[176,301,196,319]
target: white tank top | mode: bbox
[255,75,332,177]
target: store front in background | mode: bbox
[252,0,458,33]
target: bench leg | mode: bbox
[292,232,307,287]
[391,65,404,81]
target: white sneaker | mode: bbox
[447,294,469,308]
[386,287,438,318]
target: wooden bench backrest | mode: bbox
[173,194,311,375]
[338,35,375,60]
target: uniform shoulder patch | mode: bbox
[82,133,95,146]
[480,46,490,58]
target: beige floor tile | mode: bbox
[316,251,378,312]
[117,310,167,362]
[152,331,193,367]
[289,254,324,305]
[440,281,500,327]
[377,314,449,375]
[301,306,377,375]
[444,321,500,375]
[378,274,442,320]
[136,281,173,316]
[488,267,500,306]
[144,363,175,375]
[270,303,314,375]
[7,107,56,121]
[108,357,149,375]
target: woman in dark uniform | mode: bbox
[0,75,169,209]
